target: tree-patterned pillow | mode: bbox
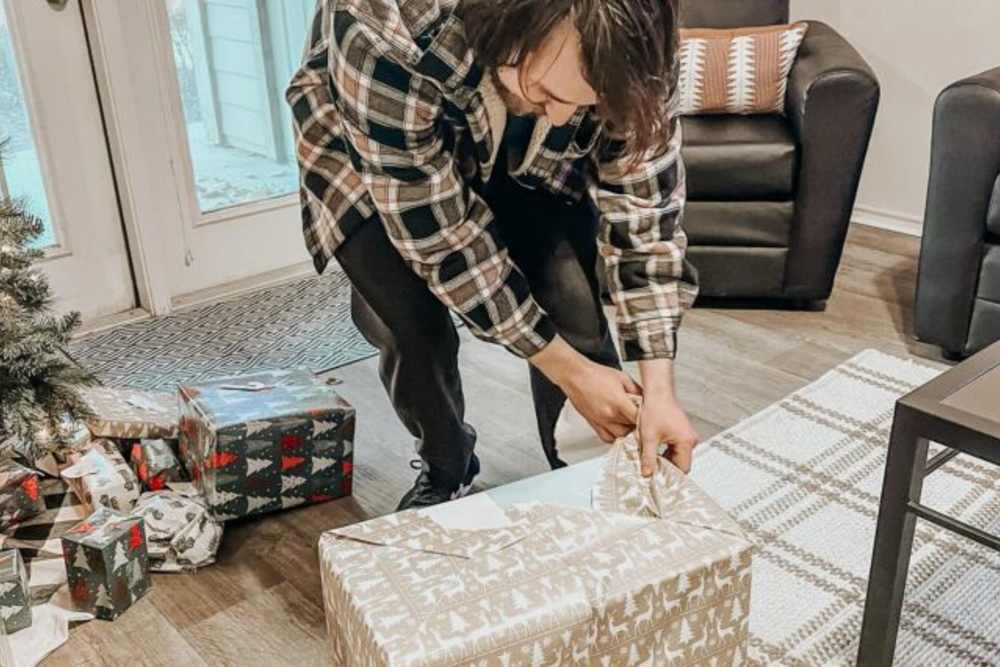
[678,22,809,116]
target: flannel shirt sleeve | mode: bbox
[590,87,700,362]
[291,8,556,359]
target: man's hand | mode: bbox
[637,359,699,476]
[531,336,641,442]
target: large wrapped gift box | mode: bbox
[61,508,151,621]
[319,437,754,666]
[178,369,355,521]
[0,549,31,633]
[0,460,44,529]
[79,386,179,440]
[62,440,141,513]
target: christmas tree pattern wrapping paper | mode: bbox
[79,386,179,440]
[61,508,151,621]
[61,440,141,514]
[0,549,31,634]
[128,489,223,572]
[130,439,186,491]
[319,435,754,666]
[0,460,45,530]
[178,369,355,522]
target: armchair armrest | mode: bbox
[783,21,880,298]
[915,67,1000,354]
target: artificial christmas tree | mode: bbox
[0,170,94,463]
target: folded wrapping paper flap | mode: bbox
[329,436,752,560]
[329,508,533,559]
[592,435,750,543]
[59,455,100,481]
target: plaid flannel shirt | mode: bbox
[287,0,699,361]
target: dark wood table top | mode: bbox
[900,340,1000,463]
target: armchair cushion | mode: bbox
[682,115,797,200]
[988,173,1000,237]
[979,245,1000,304]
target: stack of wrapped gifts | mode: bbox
[1,367,356,640]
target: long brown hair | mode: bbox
[462,0,679,161]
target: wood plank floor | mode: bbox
[47,225,946,666]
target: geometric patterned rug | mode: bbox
[69,271,377,391]
[691,350,1000,666]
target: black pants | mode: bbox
[334,159,620,490]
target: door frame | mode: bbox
[82,0,315,317]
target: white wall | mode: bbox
[791,1,1000,235]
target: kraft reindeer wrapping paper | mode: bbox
[318,435,754,666]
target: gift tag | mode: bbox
[218,382,276,392]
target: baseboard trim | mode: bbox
[170,260,325,312]
[851,205,923,237]
[76,308,153,338]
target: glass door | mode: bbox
[1,0,135,320]
[161,0,317,297]
[166,0,311,214]
[85,0,317,306]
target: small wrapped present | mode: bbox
[129,439,186,491]
[0,460,45,529]
[3,418,92,476]
[128,488,223,571]
[62,508,151,621]
[0,550,31,633]
[62,440,140,513]
[79,386,179,440]
[319,435,754,666]
[32,419,93,477]
[179,369,355,521]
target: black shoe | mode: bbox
[396,454,480,511]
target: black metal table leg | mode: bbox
[857,405,930,666]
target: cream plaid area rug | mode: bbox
[690,349,1000,666]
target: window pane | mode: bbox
[0,1,56,248]
[165,0,313,213]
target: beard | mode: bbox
[491,69,545,118]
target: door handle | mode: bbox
[47,0,70,9]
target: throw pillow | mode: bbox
[678,22,810,116]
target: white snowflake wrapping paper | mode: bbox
[128,489,223,572]
[318,434,755,666]
[61,440,140,514]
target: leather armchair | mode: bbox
[678,0,880,306]
[915,67,1000,359]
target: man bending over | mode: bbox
[287,0,700,509]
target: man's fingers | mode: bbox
[591,422,616,444]
[607,422,632,439]
[620,373,643,397]
[613,393,640,425]
[669,441,695,474]
[639,425,659,477]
